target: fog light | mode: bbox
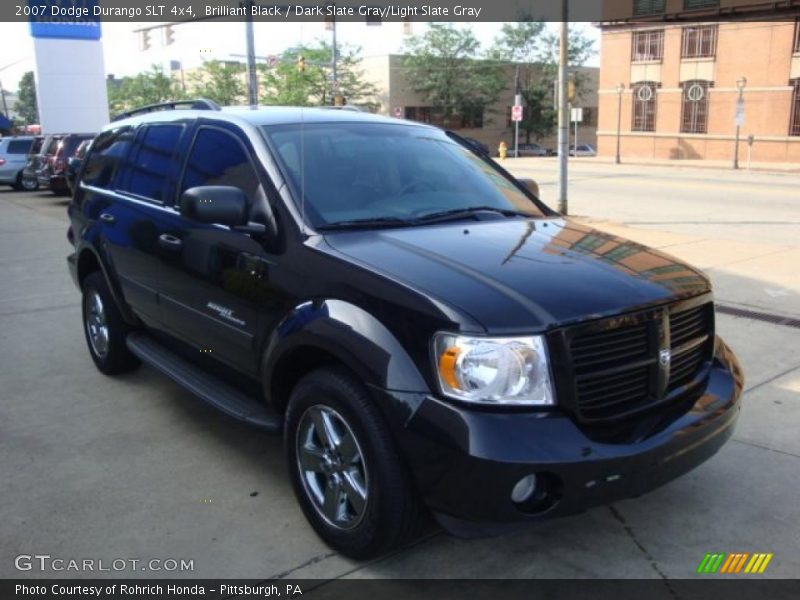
[510,474,538,504]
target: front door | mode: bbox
[157,124,285,375]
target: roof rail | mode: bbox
[112,99,222,122]
[322,105,365,112]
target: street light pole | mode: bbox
[615,83,624,164]
[557,2,569,215]
[243,1,258,108]
[733,76,746,170]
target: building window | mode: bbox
[631,30,664,62]
[790,80,800,137]
[405,106,483,129]
[632,82,658,132]
[681,25,718,59]
[633,0,665,16]
[681,80,711,133]
[794,20,800,54]
[684,0,719,9]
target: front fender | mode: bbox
[262,299,430,409]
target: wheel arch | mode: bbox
[76,244,138,326]
[262,299,430,417]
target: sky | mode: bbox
[0,20,599,93]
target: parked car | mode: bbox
[505,143,554,158]
[569,144,597,157]
[66,139,91,195]
[68,100,743,559]
[20,135,45,191]
[0,136,36,190]
[24,134,62,191]
[40,133,94,195]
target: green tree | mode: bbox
[491,22,596,142]
[107,65,186,117]
[14,71,39,125]
[402,24,506,128]
[259,41,376,107]
[188,60,246,106]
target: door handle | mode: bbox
[99,213,115,224]
[158,233,183,251]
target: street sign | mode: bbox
[393,106,403,118]
[734,98,745,127]
[511,105,523,122]
[570,107,583,123]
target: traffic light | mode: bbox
[297,55,305,72]
[139,30,151,51]
[163,25,175,46]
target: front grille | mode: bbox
[563,298,714,422]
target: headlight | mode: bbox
[433,333,554,406]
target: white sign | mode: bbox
[570,107,583,123]
[511,105,523,122]
[734,98,745,127]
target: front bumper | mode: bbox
[390,335,743,537]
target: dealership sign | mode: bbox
[28,0,102,40]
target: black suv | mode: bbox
[67,100,743,558]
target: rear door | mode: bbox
[156,123,283,375]
[81,122,186,326]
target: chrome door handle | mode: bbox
[99,213,115,224]
[158,233,183,251]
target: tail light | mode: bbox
[0,158,5,166]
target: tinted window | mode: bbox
[81,127,135,189]
[30,138,44,154]
[7,140,33,154]
[264,122,545,227]
[123,125,183,201]
[180,128,260,202]
[61,135,92,157]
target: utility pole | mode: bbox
[557,3,569,215]
[243,0,258,108]
[513,64,520,159]
[0,80,8,119]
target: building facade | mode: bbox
[598,2,800,163]
[361,54,599,153]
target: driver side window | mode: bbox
[180,128,260,206]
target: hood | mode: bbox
[324,218,711,332]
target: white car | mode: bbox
[569,144,597,157]
[0,136,36,190]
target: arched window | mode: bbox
[631,82,658,132]
[681,80,712,134]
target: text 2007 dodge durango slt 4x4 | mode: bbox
[67,101,743,558]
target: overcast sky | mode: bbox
[0,21,599,93]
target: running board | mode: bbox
[126,332,282,433]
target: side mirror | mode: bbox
[518,177,540,198]
[180,185,261,232]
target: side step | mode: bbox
[126,332,282,433]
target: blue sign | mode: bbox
[29,0,102,41]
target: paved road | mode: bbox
[1,174,798,581]
[508,158,800,246]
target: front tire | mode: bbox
[19,173,38,191]
[285,367,421,559]
[81,272,139,375]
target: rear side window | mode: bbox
[81,127,134,189]
[122,125,183,202]
[180,128,260,203]
[7,140,33,154]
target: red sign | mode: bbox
[511,105,523,122]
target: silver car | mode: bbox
[0,136,36,190]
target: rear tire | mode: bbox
[81,272,139,375]
[285,367,422,559]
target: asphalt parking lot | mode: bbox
[1,163,799,580]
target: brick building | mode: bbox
[597,1,800,163]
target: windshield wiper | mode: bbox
[316,216,415,231]
[414,206,531,224]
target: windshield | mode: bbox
[263,122,547,228]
